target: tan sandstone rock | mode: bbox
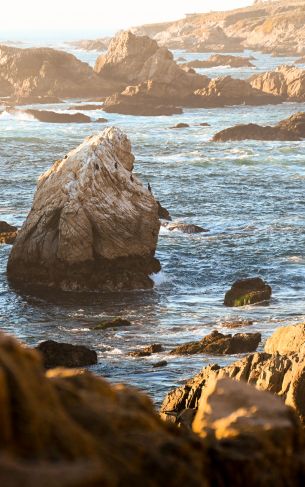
[250,65,305,101]
[265,322,305,355]
[7,127,161,292]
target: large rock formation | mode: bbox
[0,332,207,486]
[265,322,305,355]
[250,65,305,101]
[131,1,305,56]
[0,45,114,102]
[7,127,161,292]
[213,112,305,142]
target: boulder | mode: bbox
[193,76,282,107]
[170,330,261,355]
[265,323,305,355]
[7,127,161,292]
[170,123,190,129]
[94,318,132,330]
[35,340,97,369]
[129,344,164,358]
[153,360,168,368]
[0,331,208,486]
[224,277,272,307]
[213,112,305,142]
[250,65,305,101]
[192,377,304,486]
[0,221,17,244]
[182,54,255,69]
[163,222,208,234]
[0,44,115,101]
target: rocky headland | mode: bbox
[7,127,161,292]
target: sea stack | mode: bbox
[7,127,161,292]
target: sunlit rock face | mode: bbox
[250,65,305,101]
[7,127,161,292]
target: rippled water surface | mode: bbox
[1,49,305,405]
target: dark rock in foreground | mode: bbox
[7,127,161,292]
[213,112,305,142]
[0,221,17,244]
[35,340,97,369]
[170,330,261,355]
[224,277,272,307]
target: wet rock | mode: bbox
[0,44,114,100]
[224,277,272,307]
[35,340,97,369]
[0,331,208,486]
[96,117,108,123]
[153,360,168,368]
[7,127,161,292]
[265,322,305,355]
[8,109,92,123]
[221,319,254,329]
[68,104,103,110]
[182,54,255,69]
[213,112,305,142]
[157,201,171,221]
[170,123,190,129]
[94,318,132,330]
[163,222,208,234]
[170,330,261,355]
[193,377,304,486]
[0,221,17,244]
[199,122,210,126]
[129,343,164,357]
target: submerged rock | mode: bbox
[170,123,190,129]
[7,127,161,292]
[94,318,132,330]
[35,340,97,369]
[213,112,305,142]
[170,330,261,355]
[182,54,255,69]
[0,221,17,244]
[224,277,272,307]
[163,222,208,234]
[129,344,164,358]
[153,360,168,368]
[221,318,254,329]
[8,108,92,123]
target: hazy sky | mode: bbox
[1,0,252,39]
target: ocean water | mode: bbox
[1,49,305,406]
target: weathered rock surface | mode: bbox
[250,65,305,101]
[129,344,164,358]
[213,112,305,141]
[224,277,272,306]
[7,127,161,292]
[0,221,17,244]
[0,332,208,486]
[0,45,114,102]
[193,76,281,107]
[163,222,208,234]
[181,54,255,69]
[192,377,305,487]
[35,340,97,369]
[170,330,261,355]
[265,322,305,355]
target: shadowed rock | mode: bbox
[163,222,208,234]
[35,340,97,369]
[7,127,161,292]
[94,318,132,330]
[250,65,305,101]
[170,330,261,355]
[8,109,92,123]
[0,221,17,244]
[224,277,272,307]
[129,344,164,358]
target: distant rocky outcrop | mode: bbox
[7,127,161,292]
[181,54,255,69]
[0,221,17,244]
[213,112,305,141]
[224,277,272,306]
[35,340,98,369]
[170,330,261,355]
[66,38,109,51]
[0,45,115,102]
[250,65,305,101]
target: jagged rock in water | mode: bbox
[35,340,98,369]
[192,377,305,486]
[7,108,92,123]
[93,318,132,330]
[157,201,171,221]
[0,332,208,486]
[7,127,161,292]
[129,344,164,358]
[170,330,261,355]
[0,45,115,101]
[0,221,17,244]
[265,322,305,355]
[192,76,282,107]
[250,65,305,101]
[182,54,255,69]
[163,222,208,234]
[224,277,272,306]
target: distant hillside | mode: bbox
[131,1,305,55]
